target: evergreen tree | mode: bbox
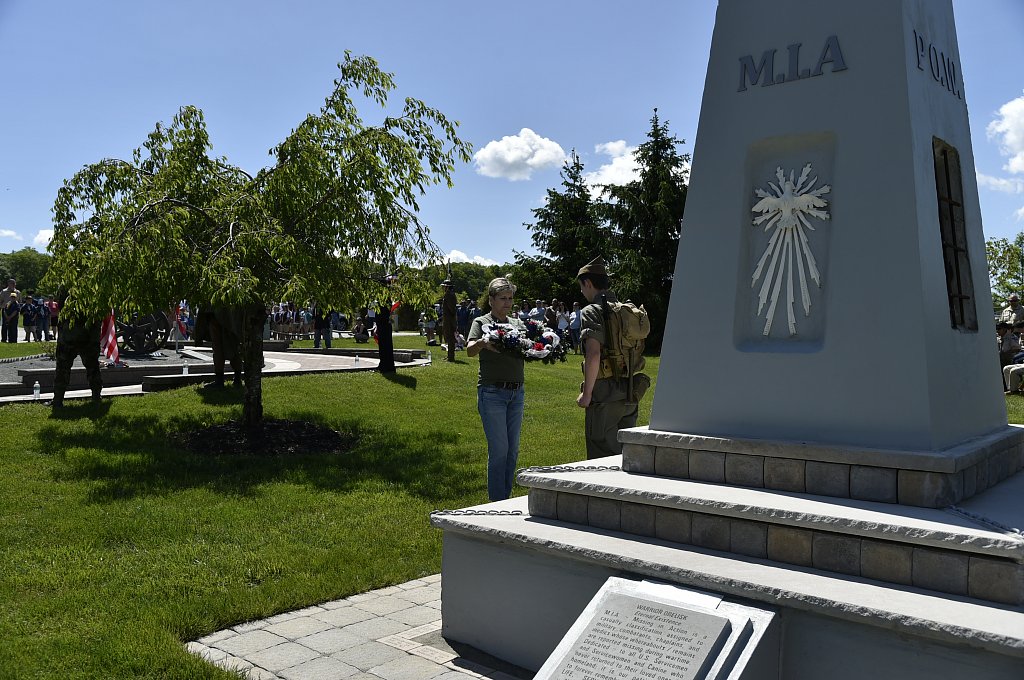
[518,150,613,306]
[600,109,689,349]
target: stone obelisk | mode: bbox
[433,3,1024,678]
[631,0,1021,507]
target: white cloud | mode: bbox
[984,94,1024,221]
[977,172,1024,194]
[0,229,20,240]
[447,249,499,267]
[33,229,53,247]
[584,140,641,192]
[988,94,1024,175]
[473,128,566,181]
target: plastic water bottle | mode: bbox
[426,351,432,364]
[33,381,40,399]
[354,355,360,366]
[182,361,189,375]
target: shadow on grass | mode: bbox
[196,384,245,406]
[381,372,417,389]
[36,409,480,504]
[48,400,113,421]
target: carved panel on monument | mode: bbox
[750,163,831,337]
[735,132,836,350]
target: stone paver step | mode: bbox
[516,458,1024,604]
[516,458,1024,561]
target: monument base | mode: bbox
[432,462,1024,679]
[619,425,1024,508]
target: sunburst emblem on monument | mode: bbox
[751,163,831,336]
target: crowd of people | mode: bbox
[1,278,59,343]
[420,297,479,350]
[420,296,585,355]
[998,294,1024,393]
[515,298,583,353]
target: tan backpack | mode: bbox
[599,297,651,401]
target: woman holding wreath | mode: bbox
[467,277,527,501]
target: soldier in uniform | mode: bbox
[193,306,243,388]
[442,279,458,362]
[51,296,103,409]
[576,256,648,459]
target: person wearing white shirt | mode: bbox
[529,299,546,322]
[568,301,583,353]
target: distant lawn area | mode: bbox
[0,340,52,360]
[0,345,658,678]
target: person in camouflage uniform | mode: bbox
[576,256,649,459]
[442,279,458,362]
[193,306,243,388]
[52,299,103,408]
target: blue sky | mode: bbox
[0,1,1021,266]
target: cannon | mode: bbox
[115,310,172,353]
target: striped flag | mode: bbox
[174,304,188,338]
[101,311,120,365]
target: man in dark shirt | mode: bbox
[21,296,39,342]
[1,292,20,343]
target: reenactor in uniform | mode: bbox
[442,279,458,362]
[193,306,243,388]
[51,297,103,409]
[575,256,651,459]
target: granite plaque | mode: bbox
[536,579,735,680]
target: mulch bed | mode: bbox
[177,418,356,456]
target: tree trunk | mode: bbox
[377,304,396,374]
[238,304,266,426]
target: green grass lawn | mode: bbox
[0,346,658,678]
[1004,394,1024,422]
[0,340,53,360]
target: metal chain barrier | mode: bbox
[430,509,524,517]
[0,353,47,364]
[948,505,1024,538]
[517,465,622,475]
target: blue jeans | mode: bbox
[477,384,525,501]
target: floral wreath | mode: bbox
[481,320,568,364]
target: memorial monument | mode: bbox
[433,1,1024,678]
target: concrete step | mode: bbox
[515,459,1024,606]
[0,381,28,397]
[431,496,1024,668]
[284,347,427,362]
[18,362,213,389]
[619,425,1024,508]
[141,363,381,391]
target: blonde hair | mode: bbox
[487,277,516,298]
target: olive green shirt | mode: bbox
[579,290,618,346]
[469,312,526,386]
